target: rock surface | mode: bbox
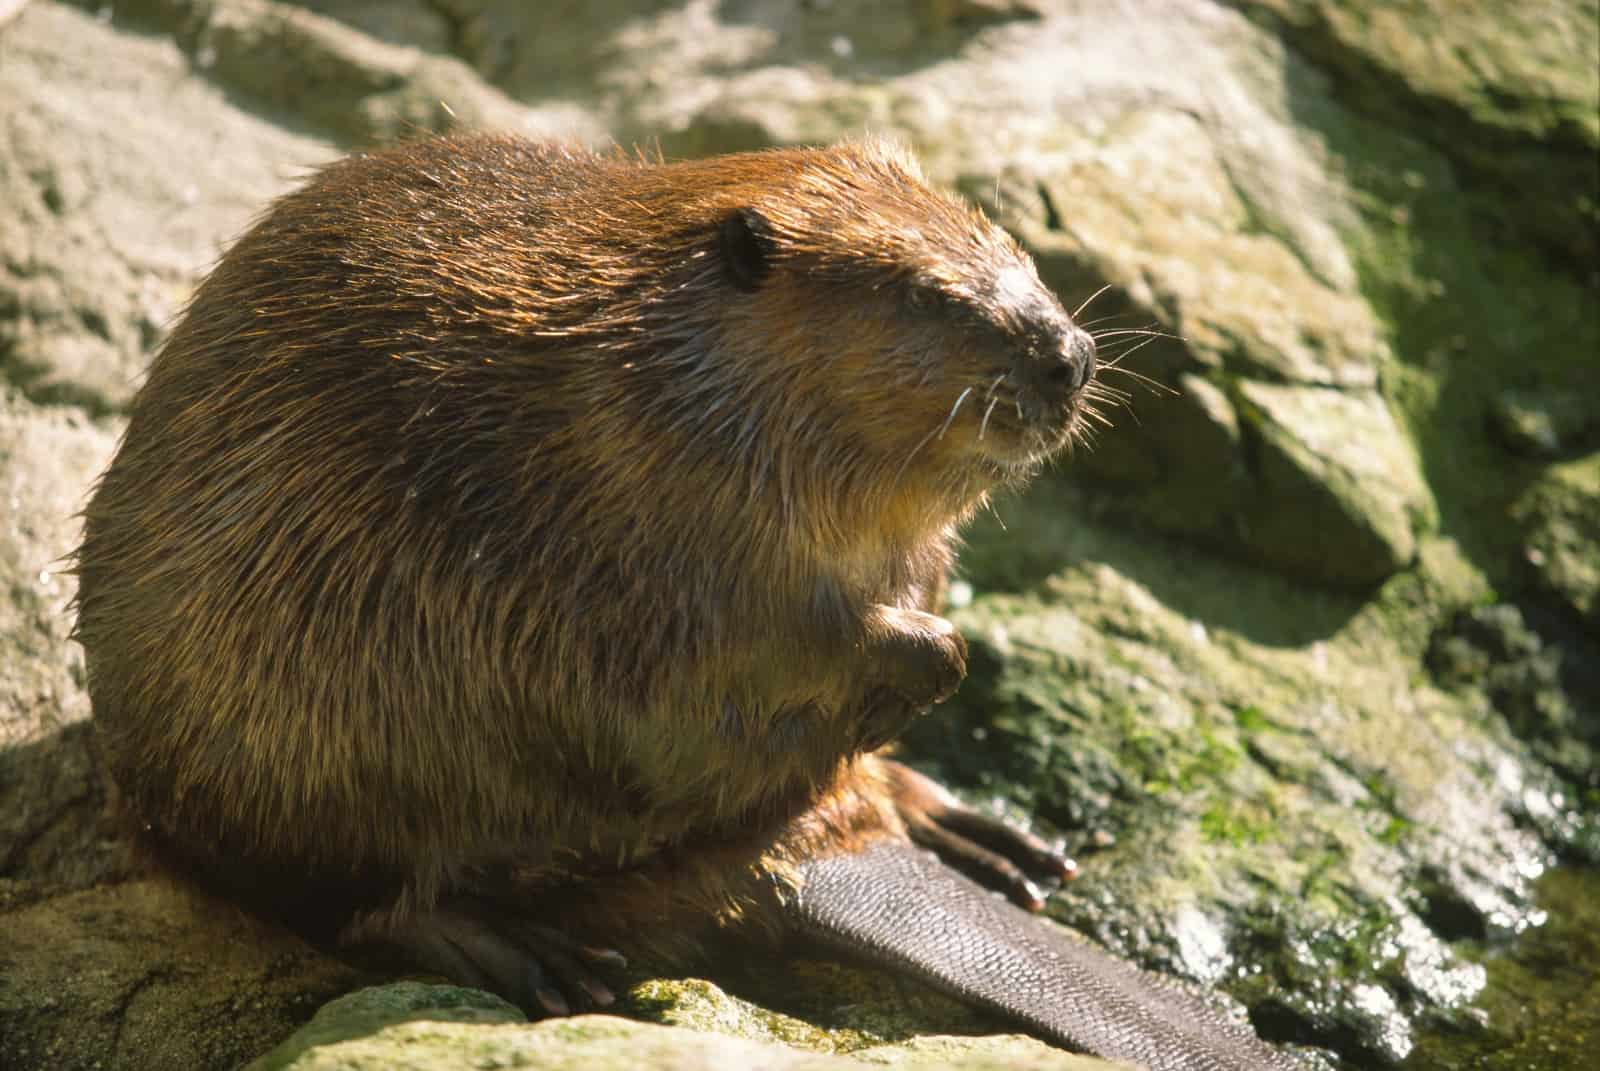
[1,879,362,1070]
[244,982,1119,1071]
[2,1,1596,1069]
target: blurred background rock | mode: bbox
[2,2,1595,1068]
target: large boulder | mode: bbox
[3,1,1595,1068]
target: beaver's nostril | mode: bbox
[1012,324,1096,416]
[1065,330,1096,391]
[1040,330,1095,394]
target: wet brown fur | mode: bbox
[72,134,1089,962]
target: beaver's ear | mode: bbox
[719,207,775,292]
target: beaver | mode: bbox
[73,134,1299,1069]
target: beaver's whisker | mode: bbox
[1084,380,1133,404]
[1100,335,1164,366]
[979,396,1000,440]
[1090,327,1178,343]
[937,386,974,440]
[1072,283,1115,319]
[1082,406,1115,429]
[1097,338,1176,395]
[892,426,943,488]
[985,372,1008,401]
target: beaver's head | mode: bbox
[699,140,1099,488]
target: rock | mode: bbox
[0,390,117,744]
[1426,599,1600,829]
[1511,454,1600,635]
[1234,0,1600,266]
[106,0,604,146]
[1067,375,1434,588]
[0,1,337,411]
[1234,381,1433,586]
[279,0,454,54]
[245,983,526,1070]
[0,879,363,1071]
[905,536,1537,1061]
[247,983,1118,1071]
[2,0,1597,1068]
[1490,388,1598,458]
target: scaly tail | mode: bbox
[790,839,1304,1071]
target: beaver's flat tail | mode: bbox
[790,840,1303,1071]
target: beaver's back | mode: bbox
[75,139,627,896]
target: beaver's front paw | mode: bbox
[862,605,968,710]
[855,688,922,751]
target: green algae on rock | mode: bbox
[904,487,1567,1062]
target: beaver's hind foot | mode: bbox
[371,904,624,1016]
[883,759,1076,912]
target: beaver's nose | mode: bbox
[1018,324,1096,408]
[1057,326,1097,392]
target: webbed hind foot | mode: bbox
[883,759,1076,911]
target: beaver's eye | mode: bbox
[719,207,774,292]
[905,284,946,314]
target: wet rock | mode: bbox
[905,515,1551,1064]
[1427,601,1600,788]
